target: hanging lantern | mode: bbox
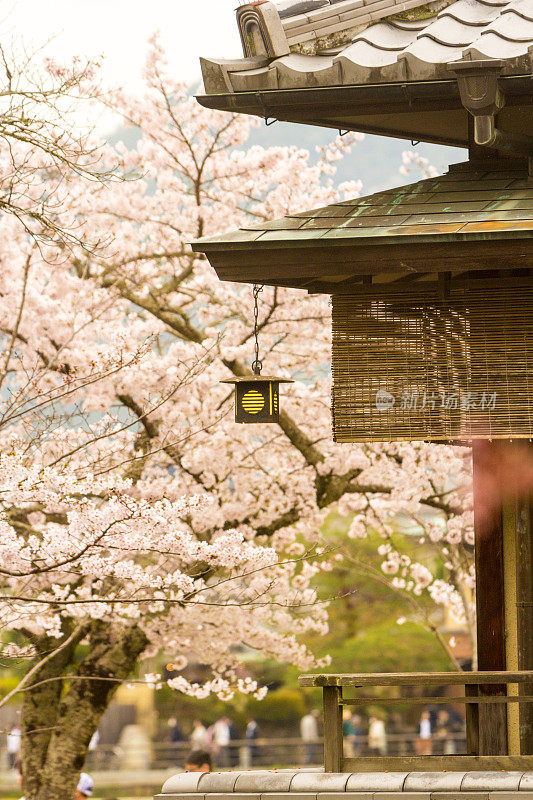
[221,374,293,423]
[221,285,293,424]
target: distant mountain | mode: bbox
[247,120,464,194]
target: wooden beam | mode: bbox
[299,670,533,687]
[308,274,533,298]
[206,239,533,289]
[341,695,533,706]
[341,754,533,772]
[465,684,480,755]
[503,499,521,754]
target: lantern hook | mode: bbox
[251,283,264,375]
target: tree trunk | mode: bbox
[21,630,84,800]
[21,622,148,800]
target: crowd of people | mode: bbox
[340,707,465,758]
[4,704,466,791]
[166,706,465,769]
[167,715,260,768]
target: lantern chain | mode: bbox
[251,283,264,376]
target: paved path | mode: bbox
[0,768,177,794]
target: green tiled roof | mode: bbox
[199,165,533,246]
[192,163,533,290]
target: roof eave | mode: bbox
[196,74,533,148]
[192,228,533,253]
[192,231,533,291]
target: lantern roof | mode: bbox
[197,0,533,147]
[220,375,294,383]
[192,161,533,293]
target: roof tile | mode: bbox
[442,0,502,24]
[194,166,533,251]
[215,0,533,92]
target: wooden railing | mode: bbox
[299,671,533,772]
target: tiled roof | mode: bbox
[196,164,533,250]
[276,0,435,50]
[201,0,533,94]
[192,163,533,290]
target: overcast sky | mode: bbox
[4,0,243,90]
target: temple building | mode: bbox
[159,1,533,797]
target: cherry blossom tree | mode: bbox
[335,455,475,669]
[0,138,326,800]
[0,38,119,252]
[0,41,328,799]
[1,453,328,800]
[89,36,475,669]
[0,35,475,799]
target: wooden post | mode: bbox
[472,441,508,755]
[323,685,343,772]
[517,492,533,753]
[502,500,520,754]
[465,683,480,755]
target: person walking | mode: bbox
[245,718,259,766]
[7,725,21,769]
[228,717,240,767]
[212,715,231,768]
[300,709,319,765]
[416,710,432,756]
[434,709,451,755]
[169,717,183,743]
[350,713,362,756]
[343,711,362,758]
[75,773,94,800]
[86,730,100,768]
[342,709,356,758]
[168,717,184,763]
[368,714,387,756]
[190,720,209,750]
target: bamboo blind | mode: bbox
[332,283,533,442]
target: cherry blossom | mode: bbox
[0,35,475,799]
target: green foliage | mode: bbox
[305,512,446,647]
[246,688,306,724]
[0,675,20,704]
[323,621,451,674]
